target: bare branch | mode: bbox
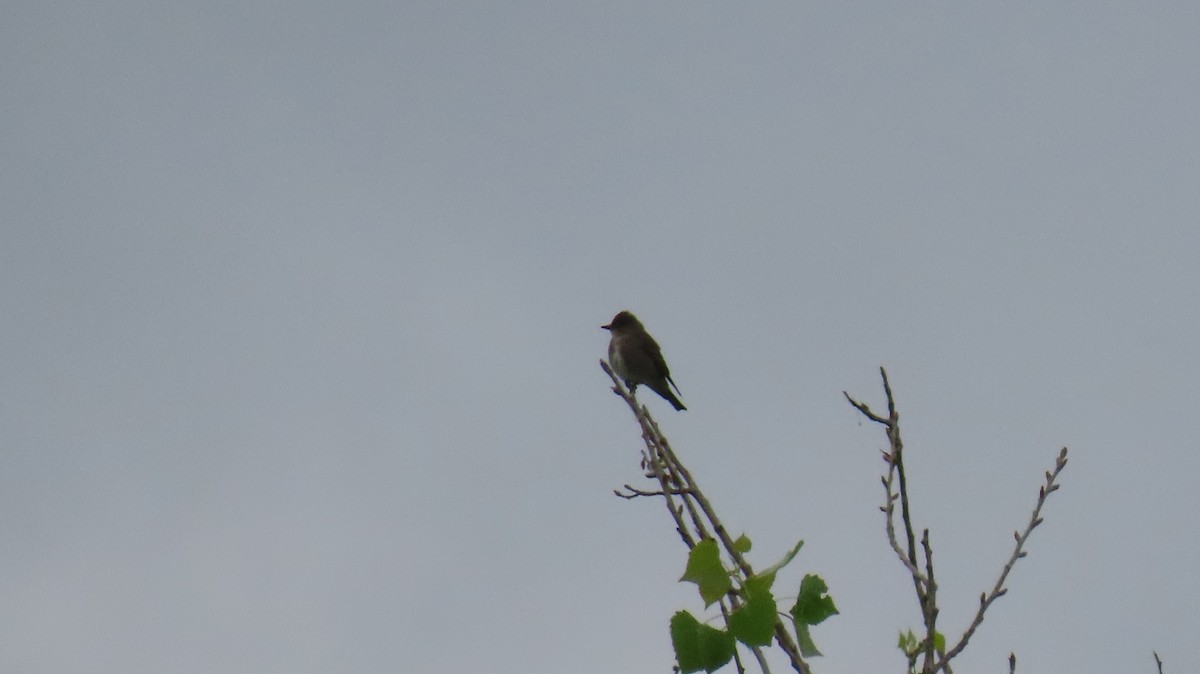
[937,447,1070,668]
[849,371,1070,674]
[613,484,690,499]
[882,457,927,585]
[920,529,939,673]
[843,392,890,425]
[603,360,810,674]
[850,370,933,646]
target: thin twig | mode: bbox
[613,484,690,499]
[920,529,939,673]
[847,370,932,633]
[1153,651,1163,674]
[936,447,1070,668]
[880,464,927,585]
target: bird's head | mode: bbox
[601,311,641,332]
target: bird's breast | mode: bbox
[608,338,629,379]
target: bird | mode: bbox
[602,311,687,411]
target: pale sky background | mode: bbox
[3,2,1198,673]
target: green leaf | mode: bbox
[743,571,777,596]
[794,622,822,657]
[670,611,736,674]
[728,578,777,646]
[791,574,838,625]
[680,539,732,606]
[896,629,944,657]
[733,534,752,554]
[758,539,804,577]
[789,574,838,658]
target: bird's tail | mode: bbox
[653,378,687,411]
[666,391,687,411]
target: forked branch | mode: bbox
[846,368,1070,673]
[602,360,810,674]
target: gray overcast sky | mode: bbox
[3,2,1198,672]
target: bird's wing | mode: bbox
[643,338,682,394]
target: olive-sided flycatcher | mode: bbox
[602,311,687,411]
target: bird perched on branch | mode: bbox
[602,311,687,411]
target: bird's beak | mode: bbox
[601,324,612,331]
